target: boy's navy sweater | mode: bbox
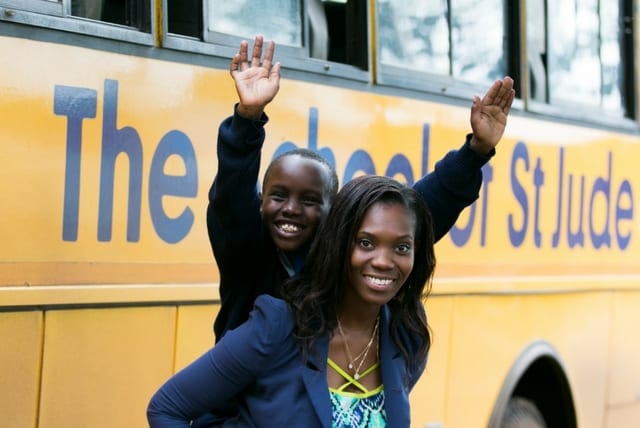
[207,108,493,342]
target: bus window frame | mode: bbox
[0,0,156,46]
[374,0,639,131]
[372,0,509,105]
[521,0,638,131]
[201,0,308,60]
[1,0,61,15]
[161,0,370,83]
[376,63,489,102]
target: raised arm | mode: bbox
[208,35,282,239]
[206,36,282,341]
[413,77,515,241]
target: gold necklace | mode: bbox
[336,316,380,380]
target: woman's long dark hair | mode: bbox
[281,175,436,370]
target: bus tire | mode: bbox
[501,396,547,428]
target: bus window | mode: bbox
[0,0,153,42]
[167,0,202,38]
[546,1,624,117]
[70,0,150,31]
[526,0,547,103]
[376,0,506,88]
[0,0,63,15]
[201,0,368,71]
[204,0,303,49]
[321,0,367,69]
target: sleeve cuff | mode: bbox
[459,133,495,166]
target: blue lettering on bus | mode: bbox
[99,79,143,242]
[272,107,429,186]
[589,152,612,248]
[450,204,477,247]
[54,85,97,242]
[508,142,634,250]
[149,130,198,244]
[53,81,634,250]
[54,79,198,244]
[615,179,633,249]
[272,107,336,169]
[532,157,544,247]
[449,163,493,247]
[508,141,529,247]
[550,147,565,248]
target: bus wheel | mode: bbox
[501,396,546,428]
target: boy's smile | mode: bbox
[260,155,332,252]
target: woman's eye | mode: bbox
[359,239,373,249]
[397,244,411,253]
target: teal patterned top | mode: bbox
[328,358,386,428]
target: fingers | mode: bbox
[495,76,515,107]
[250,35,263,68]
[270,61,281,84]
[230,36,277,77]
[262,40,276,71]
[229,52,241,75]
[502,76,516,111]
[230,40,249,76]
[482,76,515,112]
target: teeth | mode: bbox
[278,223,300,233]
[366,276,392,286]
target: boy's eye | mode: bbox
[302,197,322,206]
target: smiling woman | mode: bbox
[2,1,640,427]
[148,175,436,427]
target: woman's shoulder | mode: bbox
[251,295,295,339]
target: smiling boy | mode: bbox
[207,36,515,342]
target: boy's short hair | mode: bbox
[262,148,339,197]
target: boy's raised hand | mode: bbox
[231,35,281,120]
[469,76,515,155]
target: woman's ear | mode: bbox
[259,192,263,214]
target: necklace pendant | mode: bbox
[354,372,360,380]
[348,363,353,369]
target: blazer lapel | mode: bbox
[301,335,332,428]
[379,306,411,428]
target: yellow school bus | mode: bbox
[1,1,639,427]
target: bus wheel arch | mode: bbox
[487,340,577,428]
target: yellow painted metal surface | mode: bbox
[38,307,176,428]
[2,35,640,286]
[410,297,454,427]
[1,29,640,428]
[439,291,611,427]
[0,311,43,428]
[606,402,640,428]
[175,304,219,371]
[608,293,640,406]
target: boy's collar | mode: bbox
[278,247,307,277]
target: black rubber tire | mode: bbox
[500,396,547,428]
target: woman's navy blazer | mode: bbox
[147,295,427,427]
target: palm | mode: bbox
[229,36,281,118]
[470,77,514,152]
[233,68,279,107]
[471,103,507,143]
